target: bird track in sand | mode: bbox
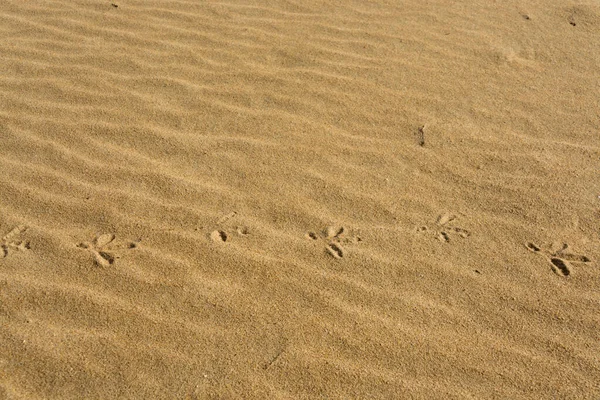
[77,233,138,267]
[1,225,30,258]
[417,213,471,243]
[306,225,362,260]
[526,242,591,277]
[209,211,250,243]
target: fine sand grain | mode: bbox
[1,0,599,398]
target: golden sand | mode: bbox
[1,0,599,398]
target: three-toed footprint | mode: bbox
[209,211,250,243]
[417,213,471,243]
[306,226,361,260]
[526,242,591,276]
[1,225,30,258]
[77,234,139,267]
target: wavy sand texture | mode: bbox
[1,0,599,398]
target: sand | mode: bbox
[1,0,599,398]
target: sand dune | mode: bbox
[1,0,599,398]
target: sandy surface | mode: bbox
[1,0,599,398]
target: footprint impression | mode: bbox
[209,211,249,243]
[77,234,138,267]
[418,213,471,243]
[526,242,591,277]
[1,225,30,258]
[306,226,361,260]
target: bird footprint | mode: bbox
[77,234,138,267]
[526,242,591,276]
[418,213,471,243]
[209,211,249,243]
[306,226,361,259]
[1,225,30,258]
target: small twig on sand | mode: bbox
[263,347,285,370]
[417,125,426,147]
